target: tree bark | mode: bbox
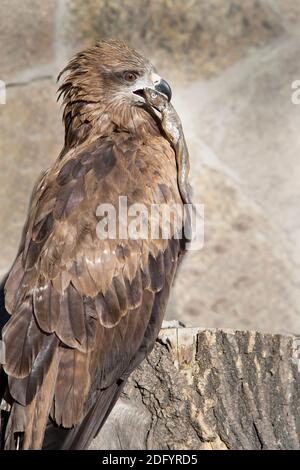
[90,326,300,450]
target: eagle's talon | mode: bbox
[157,335,173,352]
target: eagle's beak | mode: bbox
[154,79,172,102]
[151,72,172,102]
[133,74,172,103]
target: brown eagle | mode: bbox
[0,39,191,450]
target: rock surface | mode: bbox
[62,0,283,80]
[0,0,56,81]
[90,326,300,450]
[167,27,300,334]
[0,80,63,278]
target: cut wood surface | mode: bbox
[90,326,300,450]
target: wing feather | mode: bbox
[2,130,183,449]
[3,299,44,378]
[50,348,91,428]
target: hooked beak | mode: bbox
[154,78,172,102]
[132,73,172,103]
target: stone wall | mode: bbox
[0,0,299,334]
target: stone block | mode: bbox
[62,0,284,80]
[0,0,56,81]
[0,79,63,276]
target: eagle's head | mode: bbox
[58,39,172,149]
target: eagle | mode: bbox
[0,39,192,450]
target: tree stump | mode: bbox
[90,326,300,450]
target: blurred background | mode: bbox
[0,0,299,334]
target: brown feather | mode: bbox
[3,298,45,378]
[33,281,60,332]
[148,251,165,292]
[50,348,91,428]
[54,179,85,220]
[8,334,59,406]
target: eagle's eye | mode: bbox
[123,71,138,83]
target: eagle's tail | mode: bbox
[0,272,125,450]
[0,274,61,450]
[42,380,125,450]
[3,352,60,450]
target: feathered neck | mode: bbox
[59,84,161,156]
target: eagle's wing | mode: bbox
[1,132,183,449]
